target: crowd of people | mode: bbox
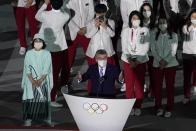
[11,0,196,126]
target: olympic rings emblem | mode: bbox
[83,102,108,114]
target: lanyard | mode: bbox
[130,28,137,53]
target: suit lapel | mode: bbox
[95,64,100,78]
[104,63,110,77]
[95,64,110,77]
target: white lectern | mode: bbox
[62,88,135,131]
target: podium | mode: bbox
[62,88,135,131]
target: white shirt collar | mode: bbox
[98,66,106,76]
[52,8,61,12]
[131,27,141,31]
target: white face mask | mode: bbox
[132,20,140,27]
[34,42,43,50]
[97,60,107,67]
[191,19,196,25]
[159,24,167,31]
[143,11,151,18]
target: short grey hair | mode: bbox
[95,49,108,57]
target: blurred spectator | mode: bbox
[14,0,38,55]
[35,0,70,108]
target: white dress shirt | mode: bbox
[67,0,94,40]
[17,0,36,7]
[183,25,196,54]
[99,66,106,77]
[85,19,115,58]
[121,27,150,63]
[35,4,69,52]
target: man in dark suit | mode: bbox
[77,49,120,98]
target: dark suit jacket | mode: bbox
[81,63,119,97]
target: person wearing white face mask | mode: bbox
[77,49,120,97]
[182,9,196,105]
[85,4,116,94]
[85,4,116,65]
[22,33,53,126]
[121,11,150,116]
[140,3,155,28]
[140,3,156,98]
[191,19,196,24]
[120,0,153,28]
[151,17,178,118]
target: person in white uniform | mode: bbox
[120,0,153,28]
[182,9,196,104]
[66,0,95,67]
[85,4,116,65]
[35,0,70,108]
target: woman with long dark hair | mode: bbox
[140,2,156,98]
[120,0,153,28]
[121,10,150,116]
[151,17,178,118]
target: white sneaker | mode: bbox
[24,119,32,126]
[182,98,190,105]
[130,109,135,116]
[164,111,172,118]
[120,83,126,92]
[44,119,54,127]
[134,108,141,116]
[19,47,26,55]
[51,102,63,108]
[156,109,164,116]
